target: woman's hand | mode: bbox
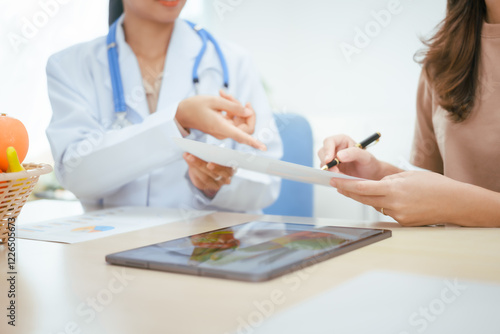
[331,171,464,226]
[176,92,265,151]
[318,134,384,180]
[183,153,235,199]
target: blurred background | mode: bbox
[0,0,447,220]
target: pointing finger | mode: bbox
[220,122,266,151]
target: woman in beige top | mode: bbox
[318,0,500,227]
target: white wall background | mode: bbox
[0,0,447,220]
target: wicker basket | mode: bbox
[0,163,53,243]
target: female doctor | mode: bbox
[45,0,282,212]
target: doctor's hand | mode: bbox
[218,90,256,135]
[318,134,384,180]
[176,95,266,151]
[331,171,463,226]
[183,153,235,199]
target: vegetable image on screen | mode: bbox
[190,230,240,262]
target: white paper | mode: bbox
[247,270,500,334]
[174,138,361,186]
[17,206,213,244]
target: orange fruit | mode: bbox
[0,114,29,172]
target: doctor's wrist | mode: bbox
[174,118,190,137]
[175,99,191,130]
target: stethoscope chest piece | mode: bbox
[111,111,133,130]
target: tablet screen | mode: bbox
[106,221,391,282]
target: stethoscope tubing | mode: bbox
[107,21,127,113]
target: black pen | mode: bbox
[321,132,381,170]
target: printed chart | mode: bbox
[18,206,213,244]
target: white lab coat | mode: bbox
[46,16,282,213]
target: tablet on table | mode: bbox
[106,221,391,282]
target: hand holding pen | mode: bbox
[318,133,382,180]
[321,132,381,170]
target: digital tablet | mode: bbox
[105,221,391,282]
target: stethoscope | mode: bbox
[106,19,230,129]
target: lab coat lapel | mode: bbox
[194,47,224,96]
[155,19,201,116]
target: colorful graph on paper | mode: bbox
[18,207,213,244]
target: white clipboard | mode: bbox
[174,138,361,187]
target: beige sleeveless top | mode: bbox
[411,21,500,192]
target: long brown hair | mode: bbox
[419,0,487,122]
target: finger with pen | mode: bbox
[320,132,381,170]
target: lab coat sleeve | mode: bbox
[192,52,283,212]
[45,55,184,199]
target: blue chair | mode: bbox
[263,113,314,217]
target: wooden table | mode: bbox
[1,209,500,334]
